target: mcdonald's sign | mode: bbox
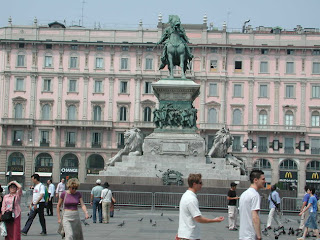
[279,171,297,183]
[312,172,319,179]
[285,172,293,178]
[306,172,320,183]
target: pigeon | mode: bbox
[154,164,157,169]
[168,217,174,222]
[150,219,152,223]
[161,212,163,216]
[152,221,157,227]
[159,170,163,172]
[156,174,160,178]
[132,182,136,185]
[122,182,125,184]
[138,218,143,222]
[118,221,125,227]
[81,219,90,226]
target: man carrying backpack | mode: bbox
[21,174,47,236]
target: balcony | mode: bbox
[284,147,295,154]
[91,142,101,148]
[66,142,75,147]
[55,119,113,128]
[1,118,34,126]
[12,140,22,146]
[232,145,242,152]
[40,141,50,147]
[248,124,306,133]
[258,146,268,153]
[133,121,155,128]
[35,166,52,172]
[199,123,225,130]
[7,165,24,172]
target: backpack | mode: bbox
[42,184,49,203]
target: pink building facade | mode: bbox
[0,19,320,195]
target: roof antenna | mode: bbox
[81,0,86,27]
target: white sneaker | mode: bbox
[297,237,305,240]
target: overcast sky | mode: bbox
[0,0,318,30]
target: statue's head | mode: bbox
[168,15,181,29]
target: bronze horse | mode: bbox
[158,15,193,79]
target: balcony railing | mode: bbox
[232,145,242,152]
[91,142,101,148]
[258,146,268,153]
[7,165,24,172]
[199,123,225,130]
[1,118,34,126]
[248,124,306,133]
[284,147,295,154]
[55,120,113,128]
[12,140,22,146]
[311,148,320,154]
[66,142,75,147]
[40,141,50,147]
[133,121,155,128]
[35,166,52,172]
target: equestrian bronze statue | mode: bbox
[157,15,193,79]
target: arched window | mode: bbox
[259,110,267,125]
[144,107,152,122]
[312,111,320,127]
[208,108,217,124]
[14,103,23,118]
[253,158,271,169]
[120,106,127,121]
[35,153,53,167]
[285,110,294,126]
[68,105,76,120]
[87,154,104,174]
[93,106,102,121]
[233,109,242,125]
[307,160,320,170]
[42,104,51,120]
[280,159,297,170]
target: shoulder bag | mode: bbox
[1,197,15,222]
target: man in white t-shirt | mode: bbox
[21,174,47,236]
[239,170,266,240]
[177,173,224,240]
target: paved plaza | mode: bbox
[0,206,310,240]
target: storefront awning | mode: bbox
[35,172,52,177]
[6,172,24,176]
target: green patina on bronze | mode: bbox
[157,15,193,79]
[162,169,183,186]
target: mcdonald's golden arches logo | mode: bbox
[285,172,293,178]
[312,172,319,179]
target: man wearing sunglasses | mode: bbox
[177,173,224,240]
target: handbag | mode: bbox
[57,192,67,238]
[0,221,7,237]
[1,197,15,222]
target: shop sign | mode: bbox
[35,166,52,172]
[279,171,297,183]
[306,172,320,183]
[7,165,23,172]
[61,167,78,173]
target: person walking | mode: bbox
[1,181,22,240]
[298,186,320,240]
[21,174,47,236]
[239,170,265,240]
[298,185,310,233]
[227,182,240,231]
[266,185,282,229]
[177,173,224,240]
[100,182,112,224]
[46,179,55,216]
[55,178,66,198]
[90,179,103,223]
[57,178,89,240]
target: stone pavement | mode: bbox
[0,207,308,240]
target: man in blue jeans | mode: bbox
[90,179,103,223]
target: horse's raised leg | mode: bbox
[180,53,186,79]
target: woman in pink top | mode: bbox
[57,178,89,240]
[1,181,22,240]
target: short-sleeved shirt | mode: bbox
[239,187,261,240]
[33,183,45,204]
[308,195,317,213]
[101,188,112,203]
[91,186,103,198]
[303,193,310,204]
[60,191,82,210]
[268,191,281,209]
[228,189,237,206]
[178,190,202,240]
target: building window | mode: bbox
[280,159,297,169]
[311,138,320,154]
[71,45,78,50]
[210,60,218,72]
[94,81,103,93]
[69,80,77,92]
[233,109,242,125]
[144,107,152,122]
[259,84,268,98]
[16,78,24,91]
[44,56,53,67]
[312,111,320,127]
[146,47,153,52]
[122,46,129,51]
[208,108,217,124]
[70,57,78,68]
[284,138,295,154]
[41,104,51,120]
[286,62,294,74]
[146,58,153,70]
[13,130,23,145]
[43,79,51,92]
[258,137,268,153]
[285,110,294,128]
[261,49,268,55]
[145,82,152,94]
[235,48,242,54]
[68,105,76,120]
[259,110,267,125]
[211,48,218,53]
[46,44,52,49]
[119,106,127,121]
[209,83,218,96]
[260,61,268,73]
[285,85,295,98]
[120,81,128,93]
[118,132,125,148]
[254,159,271,169]
[40,130,49,145]
[17,55,25,67]
[92,132,101,148]
[232,136,241,152]
[66,132,76,146]
[235,61,242,71]
[18,43,25,49]
[313,50,320,55]
[312,86,320,98]
[14,104,23,118]
[93,106,102,121]
[96,57,103,68]
[287,49,294,55]
[233,84,242,97]
[121,58,128,69]
[313,62,320,74]
[96,46,104,51]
